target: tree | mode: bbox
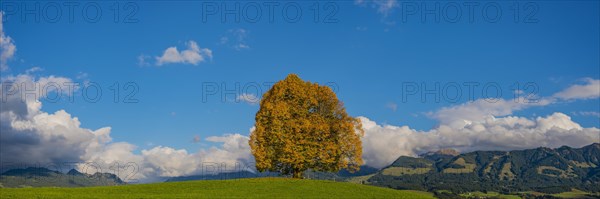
[249,74,364,179]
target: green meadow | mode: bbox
[0,178,435,199]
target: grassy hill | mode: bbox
[0,178,434,199]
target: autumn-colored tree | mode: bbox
[249,74,364,179]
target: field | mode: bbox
[0,178,435,199]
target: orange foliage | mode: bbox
[249,74,364,178]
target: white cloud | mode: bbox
[202,134,253,168]
[82,141,146,179]
[1,73,77,107]
[430,97,553,129]
[1,73,254,182]
[1,12,17,71]
[1,74,88,165]
[428,78,599,129]
[358,79,600,167]
[81,133,253,182]
[140,146,200,177]
[112,133,252,180]
[156,41,213,66]
[236,93,260,105]
[359,113,599,168]
[554,78,600,100]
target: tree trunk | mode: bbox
[292,168,303,179]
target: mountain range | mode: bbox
[366,143,600,194]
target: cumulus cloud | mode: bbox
[359,113,599,168]
[0,73,76,118]
[80,133,253,182]
[139,134,252,180]
[156,41,213,66]
[202,134,253,168]
[430,97,553,129]
[1,73,253,182]
[0,74,86,165]
[419,78,600,131]
[360,79,600,168]
[553,78,600,100]
[429,79,599,129]
[1,12,17,71]
[140,147,200,177]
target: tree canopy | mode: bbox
[249,74,364,178]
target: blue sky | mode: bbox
[1,1,599,178]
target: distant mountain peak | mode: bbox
[67,169,84,176]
